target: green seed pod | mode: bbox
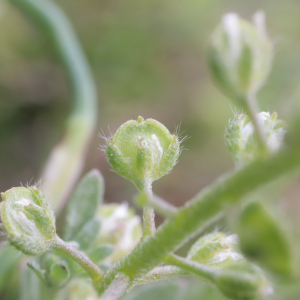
[0,187,57,255]
[237,202,294,276]
[187,232,243,268]
[94,203,142,264]
[105,117,180,190]
[225,112,285,166]
[215,262,273,300]
[208,12,273,102]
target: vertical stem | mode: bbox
[101,273,129,300]
[245,94,269,154]
[141,182,156,239]
[55,237,103,285]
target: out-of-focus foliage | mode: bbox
[1,0,300,216]
[1,0,300,299]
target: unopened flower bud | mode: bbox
[0,187,57,255]
[237,202,294,276]
[208,12,273,102]
[225,112,285,166]
[105,117,180,190]
[95,203,142,263]
[55,278,98,300]
[187,232,243,268]
[215,262,273,300]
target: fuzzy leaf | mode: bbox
[72,218,101,250]
[88,244,114,264]
[64,169,104,241]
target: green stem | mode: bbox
[97,145,300,294]
[164,254,217,283]
[132,265,187,287]
[9,0,98,211]
[141,182,156,239]
[245,94,269,154]
[55,237,103,286]
[136,193,178,218]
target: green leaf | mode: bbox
[88,244,114,264]
[120,280,180,300]
[27,259,47,285]
[121,278,226,300]
[64,169,104,241]
[237,201,294,276]
[72,218,101,250]
[20,265,40,300]
[29,254,71,288]
[49,262,70,287]
[0,245,22,292]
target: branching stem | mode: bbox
[164,254,217,282]
[136,193,178,218]
[97,145,300,295]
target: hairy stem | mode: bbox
[136,193,178,218]
[135,265,187,286]
[97,145,300,294]
[164,255,217,282]
[55,237,103,286]
[9,0,98,211]
[141,182,156,239]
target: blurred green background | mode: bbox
[0,0,300,228]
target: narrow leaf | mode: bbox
[27,259,46,285]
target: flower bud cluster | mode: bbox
[187,232,243,268]
[94,203,142,263]
[225,111,285,166]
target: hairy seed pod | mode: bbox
[105,117,180,190]
[0,187,57,255]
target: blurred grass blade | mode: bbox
[64,169,104,241]
[8,0,98,212]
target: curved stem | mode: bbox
[132,265,187,287]
[164,255,217,283]
[97,145,300,294]
[55,237,103,285]
[8,0,98,211]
